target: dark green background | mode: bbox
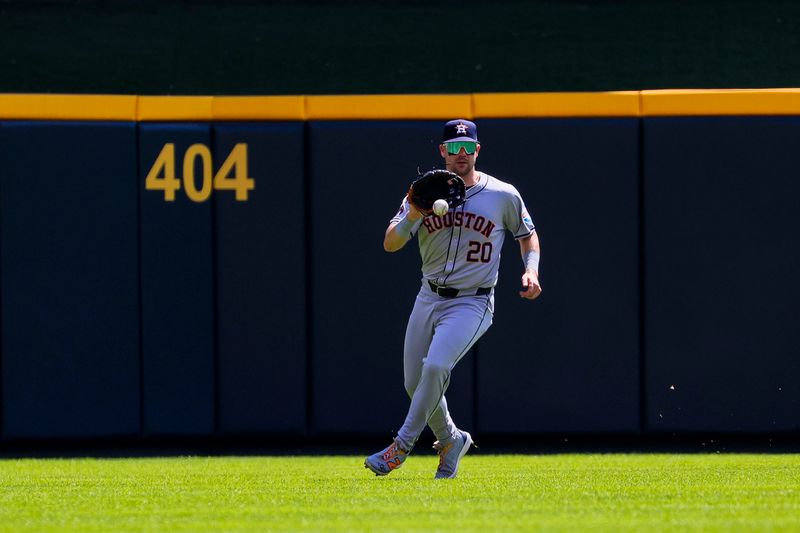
[2,0,799,95]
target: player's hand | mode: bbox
[407,205,426,220]
[519,271,542,300]
[404,195,427,220]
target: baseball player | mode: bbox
[364,119,542,479]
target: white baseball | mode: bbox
[432,199,449,216]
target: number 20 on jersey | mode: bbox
[145,143,255,202]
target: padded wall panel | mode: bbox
[309,121,475,436]
[139,124,215,435]
[475,118,640,433]
[214,123,306,434]
[0,121,140,437]
[644,117,800,432]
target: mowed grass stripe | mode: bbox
[0,454,798,532]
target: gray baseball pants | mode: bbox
[395,284,493,452]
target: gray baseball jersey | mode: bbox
[391,171,536,290]
[389,171,536,452]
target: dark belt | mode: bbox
[428,280,492,298]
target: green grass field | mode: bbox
[1,454,799,532]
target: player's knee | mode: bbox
[421,361,450,383]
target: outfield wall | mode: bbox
[1,91,799,441]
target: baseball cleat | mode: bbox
[433,430,473,479]
[364,440,409,476]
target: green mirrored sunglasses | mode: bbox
[444,141,478,155]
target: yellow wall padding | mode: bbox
[473,92,640,117]
[0,94,137,121]
[212,96,306,120]
[304,94,472,120]
[640,89,800,116]
[3,90,800,120]
[137,96,214,121]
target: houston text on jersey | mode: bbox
[421,211,496,238]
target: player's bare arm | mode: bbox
[383,206,423,252]
[519,232,542,300]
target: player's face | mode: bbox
[439,142,480,177]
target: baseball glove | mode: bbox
[407,169,466,214]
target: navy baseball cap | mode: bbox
[441,119,478,143]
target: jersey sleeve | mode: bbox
[503,187,536,240]
[390,196,410,224]
[390,196,424,234]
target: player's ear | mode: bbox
[475,144,481,158]
[439,144,447,158]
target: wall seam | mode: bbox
[0,121,4,441]
[303,122,314,437]
[472,343,480,434]
[135,122,146,438]
[637,113,647,434]
[211,124,221,436]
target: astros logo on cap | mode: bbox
[455,123,468,135]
